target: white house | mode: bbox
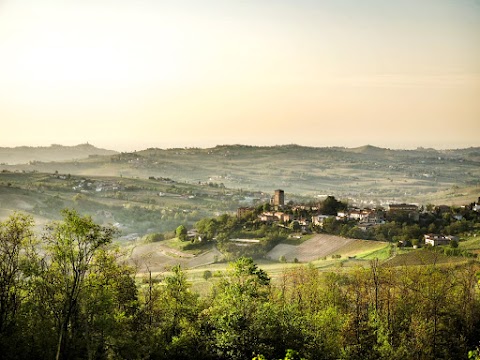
[424,234,450,246]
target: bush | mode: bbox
[142,233,165,243]
[203,270,212,281]
[450,240,459,248]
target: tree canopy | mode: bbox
[0,210,480,360]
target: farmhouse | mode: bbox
[424,234,451,246]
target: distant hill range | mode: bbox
[1,144,479,203]
[0,143,118,165]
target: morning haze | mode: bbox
[2,2,480,359]
[0,0,479,151]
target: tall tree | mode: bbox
[41,209,115,360]
[208,257,273,359]
[175,225,188,241]
[0,213,35,353]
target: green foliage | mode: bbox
[195,217,218,240]
[469,346,480,360]
[208,258,273,359]
[176,224,187,241]
[0,210,142,360]
[203,270,213,281]
[41,209,116,360]
[2,210,480,360]
[142,232,165,243]
[0,213,35,353]
[320,196,347,215]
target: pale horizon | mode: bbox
[2,140,480,154]
[1,0,479,152]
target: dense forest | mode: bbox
[1,210,480,360]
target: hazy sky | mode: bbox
[1,0,479,151]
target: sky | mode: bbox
[0,0,479,151]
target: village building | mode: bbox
[259,211,291,223]
[434,205,451,214]
[270,189,285,209]
[312,214,334,227]
[336,208,385,224]
[388,203,420,221]
[237,207,254,219]
[473,197,480,212]
[424,234,452,246]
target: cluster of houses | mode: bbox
[71,179,123,193]
[237,190,480,247]
[238,190,420,230]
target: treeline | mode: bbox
[1,211,480,360]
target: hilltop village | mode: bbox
[187,189,480,258]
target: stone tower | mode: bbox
[272,189,285,208]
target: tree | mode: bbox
[208,258,272,359]
[203,270,213,281]
[321,196,346,216]
[322,217,340,234]
[81,247,139,360]
[175,225,187,241]
[290,221,301,232]
[141,265,201,359]
[195,218,217,240]
[0,213,35,353]
[41,209,115,360]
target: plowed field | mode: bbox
[267,234,383,262]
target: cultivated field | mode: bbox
[127,233,390,275]
[267,234,387,262]
[382,249,469,267]
[127,240,224,273]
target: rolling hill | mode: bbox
[0,143,117,165]
[2,144,479,205]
